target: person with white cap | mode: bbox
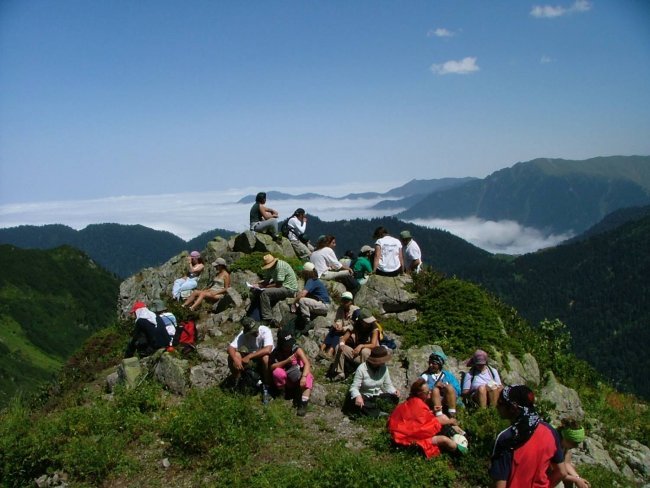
[400,230,423,274]
[182,257,230,311]
[248,254,298,325]
[319,291,359,359]
[291,262,330,330]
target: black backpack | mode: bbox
[280,219,291,238]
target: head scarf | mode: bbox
[135,306,157,326]
[495,385,541,454]
[561,427,585,444]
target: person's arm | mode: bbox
[259,203,278,220]
[297,348,311,379]
[398,248,404,273]
[349,366,364,401]
[549,462,568,487]
[338,330,352,346]
[494,481,506,488]
[354,329,379,354]
[227,345,243,370]
[270,353,295,371]
[243,345,273,363]
[373,244,381,272]
[293,289,308,304]
[382,368,398,396]
[190,262,204,274]
[223,273,231,289]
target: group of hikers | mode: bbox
[124,191,590,488]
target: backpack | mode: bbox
[280,219,291,238]
[376,321,397,350]
[173,320,197,354]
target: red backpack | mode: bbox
[173,320,197,354]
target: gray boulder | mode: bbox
[539,371,584,424]
[153,353,189,395]
[354,274,417,313]
[571,433,620,473]
[117,357,142,389]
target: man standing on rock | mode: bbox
[400,230,423,274]
[489,385,567,487]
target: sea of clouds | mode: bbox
[0,183,573,255]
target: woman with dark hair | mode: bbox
[372,227,403,277]
[172,251,205,299]
[270,331,314,416]
[182,257,231,311]
[249,191,280,239]
[287,207,313,260]
[309,235,358,292]
[388,378,467,457]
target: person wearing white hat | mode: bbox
[319,291,359,359]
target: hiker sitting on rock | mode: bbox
[330,309,380,381]
[462,349,503,408]
[125,301,171,358]
[372,226,403,277]
[319,291,359,359]
[310,235,359,293]
[343,346,399,418]
[227,317,274,400]
[400,230,423,274]
[248,254,298,326]
[353,245,374,285]
[172,251,205,300]
[420,350,461,418]
[291,261,330,333]
[490,385,567,487]
[388,378,468,458]
[182,257,230,311]
[558,418,590,488]
[150,299,177,347]
[249,191,280,240]
[287,208,313,260]
[270,331,313,416]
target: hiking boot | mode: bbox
[330,373,345,383]
[296,400,309,417]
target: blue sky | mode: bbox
[1,0,649,207]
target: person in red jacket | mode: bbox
[388,378,467,458]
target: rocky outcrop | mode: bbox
[354,274,417,314]
[539,371,584,423]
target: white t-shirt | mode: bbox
[461,366,502,392]
[287,216,307,242]
[375,235,402,273]
[229,325,274,352]
[310,247,342,277]
[404,240,422,272]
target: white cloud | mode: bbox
[530,0,592,18]
[430,57,479,75]
[540,55,553,64]
[408,217,574,255]
[427,27,454,38]
[0,186,575,255]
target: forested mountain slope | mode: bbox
[458,214,650,398]
[0,245,119,406]
[398,156,650,235]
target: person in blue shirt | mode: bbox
[291,262,331,332]
[420,350,461,418]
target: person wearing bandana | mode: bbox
[489,385,567,487]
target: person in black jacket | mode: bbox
[124,301,170,358]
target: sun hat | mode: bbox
[360,245,373,254]
[400,230,412,239]
[366,346,391,366]
[129,301,146,314]
[302,262,315,272]
[149,299,167,313]
[261,254,278,269]
[277,332,297,350]
[241,316,261,335]
[358,309,377,324]
[212,257,227,267]
[341,291,353,301]
[190,251,201,258]
[466,349,488,366]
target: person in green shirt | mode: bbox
[249,254,298,325]
[353,245,374,284]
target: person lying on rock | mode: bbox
[461,349,503,408]
[124,301,171,358]
[388,378,468,457]
[227,317,274,402]
[420,350,461,418]
[270,331,314,417]
[182,257,230,311]
[330,309,380,381]
[319,291,359,359]
[290,262,330,334]
[343,346,399,418]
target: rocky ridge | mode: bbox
[113,231,649,486]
